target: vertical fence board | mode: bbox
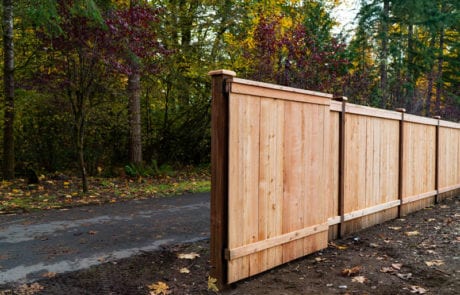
[282,101,307,262]
[302,105,329,254]
[228,93,261,282]
[258,98,285,273]
[328,111,340,239]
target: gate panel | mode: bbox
[226,79,332,283]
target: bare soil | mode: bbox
[1,195,458,295]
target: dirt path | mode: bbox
[0,193,210,285]
[1,195,458,294]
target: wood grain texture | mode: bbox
[438,127,460,190]
[213,72,460,285]
[226,90,330,283]
[210,71,234,287]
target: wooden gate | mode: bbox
[210,70,333,284]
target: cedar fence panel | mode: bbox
[226,78,332,283]
[209,70,460,287]
[438,124,460,194]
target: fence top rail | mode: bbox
[404,114,439,126]
[330,100,402,121]
[439,120,460,129]
[229,77,332,105]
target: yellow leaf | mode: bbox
[63,181,70,186]
[388,226,402,230]
[148,281,171,295]
[177,252,200,260]
[329,242,348,250]
[179,267,190,274]
[351,275,367,283]
[405,231,420,236]
[425,260,444,267]
[207,276,219,292]
[380,266,395,273]
[341,266,362,277]
[42,272,57,278]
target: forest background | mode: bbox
[1,0,459,191]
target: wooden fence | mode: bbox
[209,70,460,286]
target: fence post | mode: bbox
[433,115,441,204]
[333,96,347,238]
[208,69,236,288]
[395,108,406,217]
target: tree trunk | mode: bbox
[128,0,143,165]
[2,0,15,179]
[435,26,444,115]
[379,0,389,108]
[128,67,142,165]
[76,123,88,193]
[70,88,89,193]
[406,24,415,109]
[425,35,436,116]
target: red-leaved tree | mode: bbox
[104,3,168,166]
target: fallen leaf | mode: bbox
[42,272,56,278]
[397,273,413,280]
[426,218,436,222]
[179,267,190,274]
[410,285,427,294]
[315,257,326,262]
[351,276,367,283]
[380,267,395,273]
[177,252,200,260]
[342,266,362,277]
[330,242,348,250]
[17,283,44,294]
[405,231,420,236]
[388,226,402,230]
[148,281,171,295]
[391,263,402,270]
[425,260,444,267]
[208,276,219,292]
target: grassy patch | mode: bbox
[0,167,210,214]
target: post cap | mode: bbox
[208,69,237,77]
[395,108,406,113]
[432,115,441,119]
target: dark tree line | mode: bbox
[1,0,459,190]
